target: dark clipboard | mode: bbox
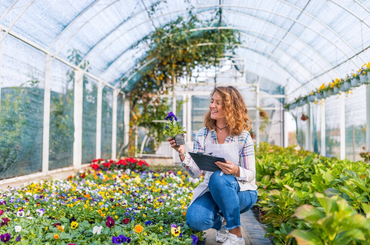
[188,152,226,172]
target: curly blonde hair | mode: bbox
[204,86,252,136]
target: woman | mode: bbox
[168,86,257,245]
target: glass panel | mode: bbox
[82,76,98,164]
[325,96,340,158]
[345,87,366,162]
[101,86,113,159]
[116,94,125,158]
[0,35,44,179]
[311,103,321,154]
[49,60,74,170]
[295,106,308,150]
[191,96,209,140]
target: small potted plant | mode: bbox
[351,71,360,87]
[359,66,368,84]
[301,113,308,121]
[164,112,186,145]
[259,109,267,118]
[360,146,370,163]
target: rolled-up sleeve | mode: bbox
[180,129,206,178]
[238,133,256,183]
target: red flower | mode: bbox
[122,218,130,224]
[103,162,111,168]
[0,210,3,216]
[91,163,100,171]
[0,218,10,227]
[106,216,115,228]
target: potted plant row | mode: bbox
[284,62,370,111]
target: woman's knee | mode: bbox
[209,171,236,189]
[186,210,213,231]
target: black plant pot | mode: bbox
[197,240,206,245]
[173,134,185,145]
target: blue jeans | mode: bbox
[186,170,258,231]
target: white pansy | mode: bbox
[15,226,22,232]
[93,225,103,234]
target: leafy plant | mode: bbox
[163,112,186,137]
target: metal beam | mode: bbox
[329,0,370,29]
[0,24,117,91]
[0,0,35,42]
[96,83,103,159]
[0,0,20,23]
[42,54,52,174]
[117,44,311,91]
[47,0,100,51]
[77,0,167,67]
[51,0,119,59]
[102,26,339,83]
[82,4,361,72]
[112,89,119,160]
[73,69,84,170]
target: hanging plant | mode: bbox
[121,12,241,156]
[301,113,308,121]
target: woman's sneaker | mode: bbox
[215,226,228,243]
[222,233,245,245]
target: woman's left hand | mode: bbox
[215,160,238,175]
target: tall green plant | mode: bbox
[123,13,240,156]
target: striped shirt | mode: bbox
[180,127,256,187]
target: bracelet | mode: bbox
[232,166,239,176]
[179,152,186,157]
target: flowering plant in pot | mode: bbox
[164,112,187,145]
[301,113,309,121]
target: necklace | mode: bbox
[215,124,228,133]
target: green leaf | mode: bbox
[287,230,323,245]
[293,205,324,222]
[315,193,337,215]
[324,188,342,197]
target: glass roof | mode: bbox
[1,0,370,100]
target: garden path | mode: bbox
[204,210,272,245]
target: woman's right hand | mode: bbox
[167,137,185,154]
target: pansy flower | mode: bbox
[122,218,130,224]
[171,224,181,237]
[16,209,25,217]
[144,220,151,226]
[191,234,198,245]
[16,234,21,242]
[93,226,102,234]
[106,216,115,228]
[0,218,9,227]
[71,221,78,229]
[15,226,22,233]
[36,208,45,217]
[0,233,11,243]
[112,235,126,244]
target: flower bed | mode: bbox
[256,143,370,244]
[0,158,204,244]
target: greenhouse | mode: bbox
[0,0,370,244]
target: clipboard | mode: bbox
[188,152,226,172]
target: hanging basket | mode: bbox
[360,74,368,84]
[259,110,267,118]
[301,114,309,121]
[351,78,360,87]
[344,81,351,91]
[307,95,316,102]
[333,87,339,94]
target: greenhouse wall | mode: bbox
[0,34,126,181]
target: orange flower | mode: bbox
[134,224,144,233]
[54,234,59,239]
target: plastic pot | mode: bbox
[360,74,368,84]
[333,87,339,94]
[351,78,360,87]
[308,95,316,102]
[344,81,351,90]
[173,134,185,145]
